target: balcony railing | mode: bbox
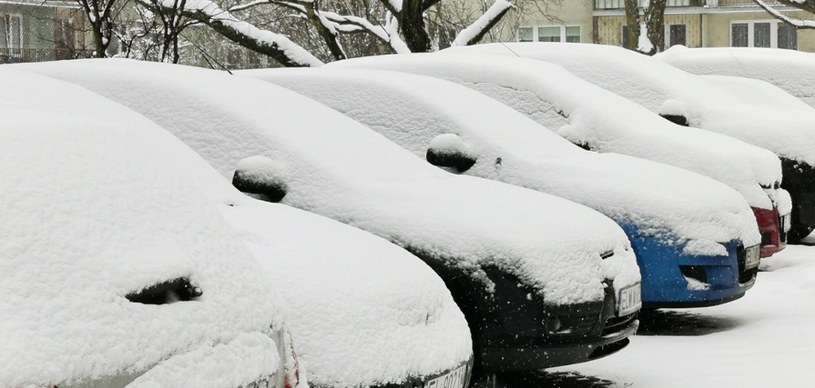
[0,47,94,64]
[595,0,704,10]
[595,0,782,9]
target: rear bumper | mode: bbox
[622,225,757,308]
[753,206,787,258]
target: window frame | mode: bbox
[730,19,796,49]
[517,25,581,43]
[1,13,23,57]
[665,23,687,48]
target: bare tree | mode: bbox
[72,0,117,56]
[624,0,666,55]
[754,0,815,28]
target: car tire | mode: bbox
[788,224,815,244]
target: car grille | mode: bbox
[601,312,637,337]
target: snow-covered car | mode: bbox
[249,66,764,310]
[3,68,474,388]
[328,52,789,258]
[19,59,642,377]
[0,70,300,388]
[657,46,815,109]
[446,42,815,243]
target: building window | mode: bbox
[665,24,687,47]
[778,24,797,50]
[0,14,22,56]
[731,20,796,49]
[518,25,581,43]
[518,27,534,42]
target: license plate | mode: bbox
[745,244,761,270]
[782,215,791,232]
[426,362,468,388]
[617,283,641,316]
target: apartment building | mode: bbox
[0,0,88,63]
[508,0,815,51]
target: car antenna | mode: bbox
[499,42,521,57]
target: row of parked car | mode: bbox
[3,43,813,388]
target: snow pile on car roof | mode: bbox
[19,58,635,306]
[249,67,760,255]
[657,46,815,108]
[445,43,815,166]
[326,53,781,210]
[6,67,473,388]
[0,70,285,388]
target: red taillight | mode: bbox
[281,327,301,388]
[752,206,786,258]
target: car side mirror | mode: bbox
[426,134,477,173]
[658,99,690,126]
[232,156,288,202]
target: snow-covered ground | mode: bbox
[522,244,815,387]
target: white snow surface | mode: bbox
[547,244,815,387]
[247,67,760,254]
[3,66,473,388]
[17,58,637,306]
[222,202,473,387]
[657,45,815,108]
[127,333,281,388]
[0,70,286,388]
[446,42,815,166]
[327,52,782,211]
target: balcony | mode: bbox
[0,47,94,64]
[595,0,704,10]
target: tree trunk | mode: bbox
[623,0,639,50]
[645,0,667,54]
[399,0,431,52]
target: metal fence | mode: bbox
[0,47,94,64]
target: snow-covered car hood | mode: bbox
[657,46,815,109]
[247,67,761,256]
[327,51,782,211]
[3,67,473,388]
[17,58,639,306]
[222,202,472,387]
[0,71,287,388]
[444,42,815,167]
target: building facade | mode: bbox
[508,0,815,52]
[0,0,89,63]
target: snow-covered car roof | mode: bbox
[3,67,473,388]
[445,42,815,166]
[249,67,760,255]
[327,52,782,210]
[18,58,639,306]
[656,46,815,109]
[0,70,288,388]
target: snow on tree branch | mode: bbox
[321,11,411,54]
[754,0,815,28]
[144,0,323,66]
[451,0,513,46]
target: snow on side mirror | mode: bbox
[232,156,288,202]
[658,99,690,127]
[426,134,477,173]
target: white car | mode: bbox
[328,52,790,258]
[19,59,642,379]
[657,46,815,108]
[0,70,300,388]
[446,42,815,242]
[2,68,474,388]
[248,66,763,310]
